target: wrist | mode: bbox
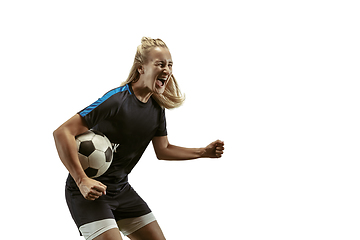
[75,174,89,187]
[199,147,207,158]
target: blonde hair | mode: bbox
[121,37,185,109]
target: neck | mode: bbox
[131,81,153,103]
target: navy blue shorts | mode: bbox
[65,175,152,230]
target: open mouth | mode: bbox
[156,78,167,87]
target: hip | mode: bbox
[65,173,129,195]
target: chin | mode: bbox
[153,83,166,95]
[154,88,165,95]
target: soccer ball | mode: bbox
[75,130,113,178]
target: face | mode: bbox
[138,47,173,95]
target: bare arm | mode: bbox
[53,114,107,200]
[53,114,88,183]
[152,136,224,161]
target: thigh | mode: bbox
[127,221,166,240]
[93,228,123,240]
[79,219,120,240]
[65,187,114,228]
[112,184,152,220]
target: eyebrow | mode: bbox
[155,60,173,64]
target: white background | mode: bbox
[1,1,359,239]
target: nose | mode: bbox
[163,66,171,75]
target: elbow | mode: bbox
[53,126,66,141]
[53,128,60,140]
[153,139,171,160]
[155,152,165,160]
[155,149,169,160]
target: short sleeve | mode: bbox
[78,86,128,129]
[155,108,167,136]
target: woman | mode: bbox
[54,37,225,240]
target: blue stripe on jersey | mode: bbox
[79,84,131,117]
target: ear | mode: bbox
[137,65,144,75]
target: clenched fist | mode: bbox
[78,177,107,200]
[202,140,225,158]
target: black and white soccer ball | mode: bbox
[75,130,113,178]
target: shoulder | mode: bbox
[79,84,132,117]
[150,97,166,120]
[150,96,164,111]
[150,98,166,118]
[97,84,133,106]
[104,84,132,100]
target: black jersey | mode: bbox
[67,83,167,188]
